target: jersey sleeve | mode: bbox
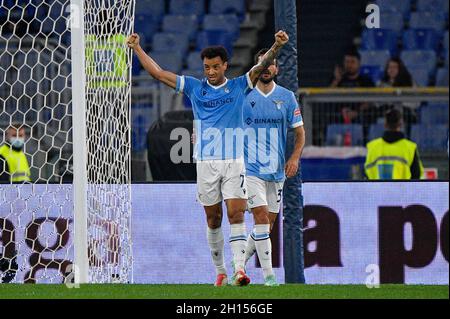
[176,75,201,98]
[236,72,254,94]
[288,92,304,128]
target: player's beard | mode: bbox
[259,73,276,84]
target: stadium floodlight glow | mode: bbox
[0,0,135,284]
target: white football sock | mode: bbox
[254,224,274,279]
[229,222,247,273]
[244,233,256,264]
[207,227,226,275]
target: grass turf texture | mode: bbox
[0,284,448,299]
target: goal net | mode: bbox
[0,0,135,284]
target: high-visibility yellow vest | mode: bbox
[0,144,31,182]
[365,138,424,179]
[85,34,129,88]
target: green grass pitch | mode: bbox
[0,284,448,299]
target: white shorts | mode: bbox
[196,158,248,206]
[246,176,284,214]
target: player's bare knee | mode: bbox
[252,207,269,224]
[206,215,222,229]
[228,209,244,224]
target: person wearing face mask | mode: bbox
[0,124,31,183]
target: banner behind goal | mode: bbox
[0,0,135,284]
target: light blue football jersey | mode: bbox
[176,74,253,160]
[243,84,304,182]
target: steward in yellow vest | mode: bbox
[0,125,31,183]
[365,109,424,180]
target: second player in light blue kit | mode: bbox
[243,49,306,286]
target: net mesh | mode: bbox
[0,0,134,284]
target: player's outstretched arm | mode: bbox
[285,126,305,178]
[126,33,177,89]
[248,30,289,87]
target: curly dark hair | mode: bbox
[382,57,413,87]
[200,46,229,63]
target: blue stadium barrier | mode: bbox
[162,15,199,40]
[360,50,391,68]
[361,29,399,55]
[403,29,439,51]
[325,124,364,146]
[410,124,449,151]
[410,12,446,32]
[152,32,190,55]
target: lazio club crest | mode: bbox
[273,100,284,110]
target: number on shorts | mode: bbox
[240,174,245,188]
[277,189,282,203]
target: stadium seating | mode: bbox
[444,31,449,53]
[410,124,449,151]
[136,0,165,19]
[325,124,364,146]
[436,67,449,86]
[196,30,235,55]
[402,29,440,51]
[401,50,437,75]
[152,32,190,55]
[170,0,205,17]
[186,51,203,70]
[416,0,449,13]
[361,29,398,55]
[209,0,246,20]
[360,65,384,84]
[148,51,183,73]
[375,0,411,18]
[203,14,241,40]
[182,69,204,80]
[162,15,199,40]
[419,103,449,125]
[408,66,431,86]
[360,50,391,68]
[368,123,385,141]
[380,12,404,32]
[409,12,446,32]
[135,14,160,46]
[132,104,154,152]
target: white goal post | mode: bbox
[0,0,135,284]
